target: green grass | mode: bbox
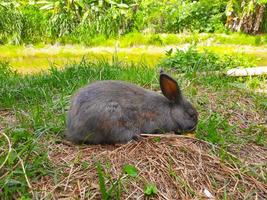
[0,43,267,74]
[159,45,257,74]
[0,57,266,198]
[3,32,266,49]
[0,45,165,73]
[0,60,157,198]
[96,162,138,199]
[1,32,267,73]
[214,33,267,46]
[88,32,267,47]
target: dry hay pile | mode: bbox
[33,136,267,199]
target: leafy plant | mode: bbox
[159,45,255,73]
[96,162,139,200]
[123,164,138,177]
[0,1,23,44]
[37,0,137,39]
[96,162,109,200]
[21,5,48,43]
[144,183,158,196]
[135,0,227,33]
[196,113,227,144]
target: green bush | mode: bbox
[49,10,79,39]
[147,34,163,45]
[135,0,227,33]
[0,3,23,44]
[0,0,266,45]
[159,45,255,73]
[21,5,48,44]
[0,0,229,45]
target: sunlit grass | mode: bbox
[1,45,267,74]
[0,33,267,74]
[0,45,164,73]
[0,58,266,199]
[96,32,267,47]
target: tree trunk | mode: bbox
[225,2,266,34]
[253,5,266,34]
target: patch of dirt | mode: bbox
[32,137,267,199]
[224,91,266,129]
[229,143,267,166]
[205,90,266,130]
[199,87,267,162]
[0,110,16,131]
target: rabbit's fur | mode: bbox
[67,72,198,144]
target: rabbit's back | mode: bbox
[74,81,150,106]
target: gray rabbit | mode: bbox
[66,71,198,144]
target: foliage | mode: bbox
[225,0,267,34]
[21,5,48,43]
[96,162,138,199]
[135,0,227,33]
[31,0,138,40]
[144,183,158,196]
[123,164,138,177]
[0,1,23,44]
[0,0,138,44]
[96,162,109,200]
[159,45,256,73]
[0,0,267,45]
[1,0,260,44]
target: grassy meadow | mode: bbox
[1,33,267,74]
[0,40,266,198]
[0,0,267,198]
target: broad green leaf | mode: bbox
[123,164,138,177]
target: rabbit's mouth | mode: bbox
[174,125,197,135]
[188,125,197,132]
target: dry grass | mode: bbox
[32,136,267,199]
[229,143,267,165]
[0,109,16,131]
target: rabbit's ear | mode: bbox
[160,73,182,101]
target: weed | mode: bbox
[152,137,161,143]
[123,164,138,177]
[255,36,262,46]
[96,162,138,200]
[159,45,255,73]
[144,183,158,196]
[196,113,227,144]
[96,162,109,200]
[147,34,163,46]
[168,163,196,197]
